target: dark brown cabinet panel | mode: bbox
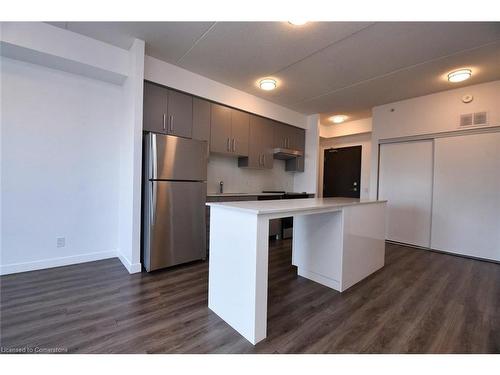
[167,90,192,138]
[239,116,273,169]
[143,81,167,133]
[143,82,193,138]
[230,110,249,157]
[273,121,288,149]
[192,97,211,143]
[210,103,232,154]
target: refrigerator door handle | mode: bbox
[151,133,158,180]
[151,181,157,225]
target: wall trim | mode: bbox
[117,252,142,274]
[0,250,117,276]
[378,125,500,144]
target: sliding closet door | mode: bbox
[431,132,500,261]
[378,140,434,247]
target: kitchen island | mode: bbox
[207,197,387,345]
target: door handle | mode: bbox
[151,181,157,225]
[150,133,157,180]
[162,114,166,131]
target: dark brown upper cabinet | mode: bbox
[273,121,305,151]
[143,81,192,138]
[143,81,167,134]
[210,104,249,157]
[192,97,211,143]
[167,90,192,138]
[239,115,273,169]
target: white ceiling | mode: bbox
[48,22,500,123]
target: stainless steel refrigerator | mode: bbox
[143,133,208,272]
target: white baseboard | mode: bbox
[0,250,117,276]
[117,252,142,274]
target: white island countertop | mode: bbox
[207,197,386,215]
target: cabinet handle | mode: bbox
[169,115,174,132]
[263,154,266,166]
[259,154,263,166]
[226,138,230,152]
[163,114,166,131]
[232,138,236,152]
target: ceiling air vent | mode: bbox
[459,112,488,128]
[460,113,473,127]
[473,111,488,125]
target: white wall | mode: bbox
[320,117,372,138]
[370,80,500,198]
[318,132,372,199]
[1,57,122,274]
[1,22,129,84]
[293,114,320,194]
[207,156,294,194]
[117,39,144,273]
[144,55,307,129]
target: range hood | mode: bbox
[273,147,304,160]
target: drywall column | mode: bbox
[294,114,320,195]
[117,39,145,273]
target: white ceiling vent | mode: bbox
[459,112,488,128]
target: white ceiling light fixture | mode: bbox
[447,69,472,83]
[330,115,348,124]
[288,20,308,26]
[259,78,277,91]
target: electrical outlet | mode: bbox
[56,237,65,248]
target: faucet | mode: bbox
[219,180,224,194]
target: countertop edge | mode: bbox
[206,199,387,215]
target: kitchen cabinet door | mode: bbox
[192,97,211,143]
[240,115,266,169]
[261,118,274,169]
[167,90,192,138]
[143,81,168,133]
[210,103,232,154]
[231,109,249,157]
[290,126,305,151]
[273,121,288,148]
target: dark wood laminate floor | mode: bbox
[1,240,499,354]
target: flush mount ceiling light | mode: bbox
[259,78,277,91]
[288,20,308,26]
[447,69,472,83]
[330,115,348,124]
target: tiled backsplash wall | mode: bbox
[207,154,294,194]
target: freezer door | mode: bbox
[143,180,206,271]
[147,133,207,181]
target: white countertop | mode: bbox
[206,197,386,215]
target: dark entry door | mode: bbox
[323,145,362,198]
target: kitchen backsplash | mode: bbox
[207,154,294,194]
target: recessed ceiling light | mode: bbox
[448,69,472,83]
[330,115,348,124]
[259,78,277,91]
[288,20,308,26]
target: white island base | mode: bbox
[207,198,386,345]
